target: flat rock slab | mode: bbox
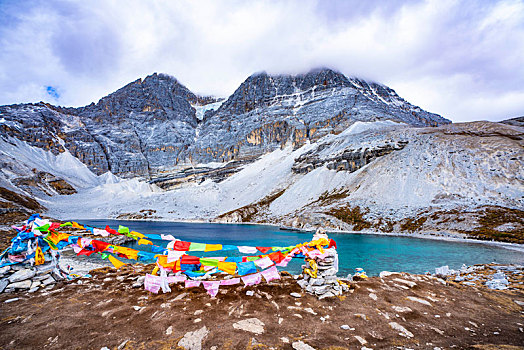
[292,340,316,350]
[406,296,432,306]
[393,278,417,288]
[0,279,8,293]
[392,305,412,313]
[232,318,265,335]
[178,326,208,350]
[389,322,414,338]
[8,280,32,289]
[354,335,367,345]
[41,276,56,286]
[8,269,35,283]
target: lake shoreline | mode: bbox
[75,215,524,253]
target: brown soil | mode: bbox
[0,186,44,212]
[1,266,523,349]
[0,229,16,252]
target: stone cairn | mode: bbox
[0,249,68,294]
[0,224,134,295]
[296,228,349,299]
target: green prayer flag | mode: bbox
[246,256,260,262]
[199,258,219,267]
[189,242,206,251]
[35,224,50,232]
[60,222,73,227]
[118,225,129,234]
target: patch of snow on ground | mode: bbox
[47,143,315,220]
[218,143,314,210]
[194,161,228,169]
[269,166,355,216]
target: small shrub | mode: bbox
[326,205,372,231]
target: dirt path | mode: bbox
[1,265,523,350]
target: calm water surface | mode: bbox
[82,220,524,276]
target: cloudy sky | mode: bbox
[0,0,523,122]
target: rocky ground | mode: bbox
[1,263,523,350]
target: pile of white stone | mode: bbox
[0,262,65,294]
[295,229,348,299]
[296,248,348,299]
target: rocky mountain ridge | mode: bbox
[0,69,448,188]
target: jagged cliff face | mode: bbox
[191,69,448,164]
[0,69,449,185]
[74,73,206,178]
[0,73,208,179]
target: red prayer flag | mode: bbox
[105,225,120,235]
[268,251,285,264]
[49,222,61,231]
[180,255,200,265]
[173,241,191,251]
[256,247,272,254]
[77,249,95,256]
[329,239,337,249]
[91,240,110,252]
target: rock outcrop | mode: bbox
[500,116,524,128]
[0,263,63,294]
[191,69,448,167]
[292,141,408,174]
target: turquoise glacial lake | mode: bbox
[82,220,524,277]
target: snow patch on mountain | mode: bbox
[0,137,100,189]
[339,120,405,137]
[192,100,224,121]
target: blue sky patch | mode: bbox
[46,86,59,100]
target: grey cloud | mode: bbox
[0,0,522,122]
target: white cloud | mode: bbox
[0,0,523,122]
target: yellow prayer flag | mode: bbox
[138,238,153,245]
[112,246,138,260]
[218,261,237,275]
[72,222,84,229]
[48,232,70,245]
[204,244,222,252]
[35,246,45,265]
[108,255,125,269]
[131,231,146,239]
